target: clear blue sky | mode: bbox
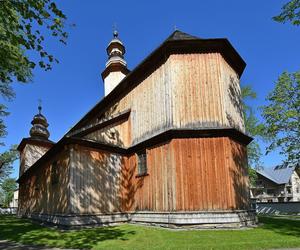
[2,0,300,179]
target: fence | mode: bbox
[256,202,300,214]
[0,207,17,214]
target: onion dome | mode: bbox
[101,29,130,96]
[29,105,50,140]
[105,30,127,68]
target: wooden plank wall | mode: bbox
[84,58,173,146]
[219,55,245,132]
[20,144,51,175]
[170,53,245,132]
[120,137,250,212]
[18,149,70,215]
[69,145,123,214]
[81,52,245,148]
[83,118,131,147]
[120,142,176,212]
[172,137,249,211]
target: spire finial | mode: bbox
[113,23,118,38]
[174,24,178,31]
[30,99,50,139]
[38,99,42,114]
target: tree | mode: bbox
[0,0,69,144]
[241,85,268,185]
[0,0,68,84]
[0,178,17,207]
[274,0,300,26]
[0,145,18,184]
[262,71,300,165]
[241,86,267,166]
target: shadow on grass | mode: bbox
[259,216,300,237]
[0,215,135,249]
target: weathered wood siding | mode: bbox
[18,149,70,215]
[19,144,51,175]
[69,145,123,214]
[170,54,245,132]
[80,52,245,146]
[120,137,249,212]
[83,118,131,147]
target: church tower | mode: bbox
[101,30,130,96]
[17,104,54,176]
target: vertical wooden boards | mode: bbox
[119,142,176,212]
[69,145,123,214]
[219,55,245,132]
[18,149,70,215]
[79,52,245,150]
[171,137,250,211]
[119,137,249,213]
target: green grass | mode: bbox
[1,215,300,250]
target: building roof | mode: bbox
[166,30,199,40]
[257,165,298,184]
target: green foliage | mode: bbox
[0,1,68,179]
[0,0,68,84]
[1,215,300,249]
[262,71,300,165]
[0,145,18,184]
[0,178,17,207]
[274,0,300,26]
[0,0,69,144]
[241,85,270,185]
[241,86,267,169]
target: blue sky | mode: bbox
[2,0,300,179]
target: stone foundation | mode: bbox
[23,210,257,229]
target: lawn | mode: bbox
[1,215,300,250]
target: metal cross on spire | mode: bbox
[38,99,42,114]
[113,22,118,38]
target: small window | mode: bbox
[51,161,59,185]
[137,150,147,176]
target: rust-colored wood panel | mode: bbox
[120,142,176,212]
[119,137,250,213]
[172,137,250,211]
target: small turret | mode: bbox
[17,103,54,175]
[29,105,50,140]
[101,30,130,96]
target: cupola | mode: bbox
[29,104,50,140]
[101,30,130,96]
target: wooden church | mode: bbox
[17,30,256,228]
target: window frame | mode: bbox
[136,149,148,177]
